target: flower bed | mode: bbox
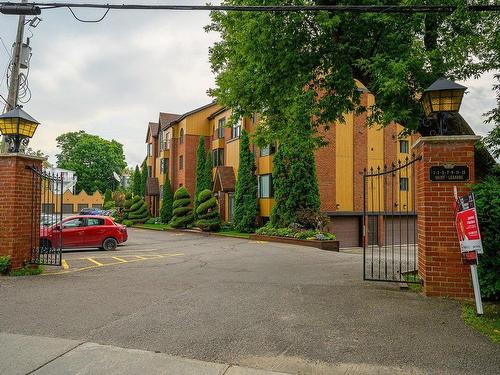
[249,234,339,251]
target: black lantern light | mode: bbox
[0,106,40,153]
[421,78,467,135]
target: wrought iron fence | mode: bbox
[362,155,421,284]
[28,166,63,266]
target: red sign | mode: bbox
[455,193,483,258]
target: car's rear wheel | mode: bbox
[102,237,118,251]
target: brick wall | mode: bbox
[316,125,336,212]
[0,155,43,269]
[414,136,478,298]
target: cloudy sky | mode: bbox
[0,0,497,167]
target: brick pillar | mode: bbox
[414,136,479,298]
[0,154,43,270]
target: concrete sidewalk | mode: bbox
[0,333,290,375]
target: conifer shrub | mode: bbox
[123,195,149,224]
[195,189,221,231]
[160,175,174,224]
[169,187,194,228]
[194,137,212,214]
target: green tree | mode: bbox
[123,195,150,226]
[472,176,500,299]
[104,188,112,203]
[132,166,142,197]
[194,137,211,213]
[207,1,499,140]
[271,126,321,228]
[484,74,500,159]
[170,186,194,228]
[195,189,221,231]
[140,160,148,198]
[56,131,126,194]
[233,129,258,232]
[160,174,174,224]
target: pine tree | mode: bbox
[160,174,174,224]
[271,128,320,228]
[195,189,221,231]
[233,129,258,232]
[123,195,150,226]
[169,186,194,228]
[140,160,148,198]
[132,166,142,197]
[194,137,209,213]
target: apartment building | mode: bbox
[145,89,418,247]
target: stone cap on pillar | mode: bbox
[0,152,47,162]
[412,135,481,149]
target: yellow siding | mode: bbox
[185,104,222,135]
[259,198,275,217]
[258,155,273,175]
[212,138,225,149]
[226,139,240,175]
[335,112,354,211]
[224,193,229,221]
[58,191,104,213]
[396,124,413,211]
[366,94,385,211]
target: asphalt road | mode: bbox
[0,229,498,374]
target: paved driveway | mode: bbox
[0,229,498,374]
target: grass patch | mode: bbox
[134,223,172,231]
[462,302,500,344]
[215,231,252,239]
[9,265,44,277]
[403,272,423,293]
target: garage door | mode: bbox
[329,216,360,248]
[384,216,417,245]
[77,204,88,212]
[62,204,73,214]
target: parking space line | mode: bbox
[112,257,128,263]
[61,259,69,270]
[87,258,104,266]
[44,253,184,275]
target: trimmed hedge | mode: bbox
[169,187,194,228]
[123,195,149,224]
[256,223,335,241]
[195,189,220,231]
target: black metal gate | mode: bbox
[362,155,421,284]
[29,166,63,266]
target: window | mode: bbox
[212,148,224,167]
[87,218,105,226]
[148,166,152,177]
[63,218,85,228]
[228,193,235,223]
[260,143,276,157]
[180,128,185,144]
[399,140,409,154]
[179,155,184,170]
[216,118,225,139]
[159,131,164,151]
[231,118,241,139]
[160,158,169,175]
[258,174,273,198]
[165,130,171,150]
[147,143,152,156]
[159,185,163,200]
[400,177,409,191]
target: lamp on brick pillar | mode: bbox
[421,78,467,136]
[0,106,40,153]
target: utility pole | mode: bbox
[5,0,27,112]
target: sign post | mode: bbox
[454,187,483,315]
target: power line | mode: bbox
[1,2,500,15]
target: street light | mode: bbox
[0,106,40,153]
[421,77,467,135]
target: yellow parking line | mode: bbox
[61,259,69,270]
[43,253,184,275]
[249,241,268,244]
[87,258,104,266]
[112,257,128,263]
[135,255,147,260]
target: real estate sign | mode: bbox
[455,192,483,257]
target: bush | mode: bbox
[296,209,330,230]
[472,177,500,300]
[104,188,113,204]
[123,219,134,227]
[145,217,161,225]
[160,175,174,224]
[195,189,221,231]
[0,256,11,275]
[169,187,194,228]
[256,223,335,241]
[123,194,149,224]
[103,200,115,210]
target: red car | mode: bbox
[41,215,128,251]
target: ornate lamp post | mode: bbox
[421,77,467,135]
[0,106,40,153]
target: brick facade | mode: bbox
[316,125,336,212]
[414,136,479,298]
[0,154,43,270]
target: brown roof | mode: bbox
[146,122,159,142]
[159,112,181,130]
[213,166,236,192]
[163,102,219,130]
[208,107,229,120]
[146,177,159,196]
